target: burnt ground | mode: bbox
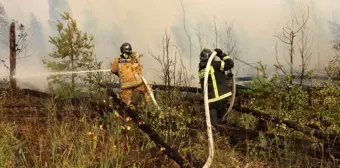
[1,88,340,168]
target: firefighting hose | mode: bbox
[141,76,161,111]
[203,52,236,168]
[222,68,236,121]
[202,51,217,168]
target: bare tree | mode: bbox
[213,16,219,49]
[296,9,313,86]
[0,56,8,69]
[0,20,33,69]
[220,21,238,58]
[211,18,239,61]
[149,30,193,89]
[173,44,195,87]
[327,21,340,77]
[150,30,174,88]
[274,6,310,84]
[179,0,192,71]
[0,3,8,69]
[195,26,206,52]
[14,22,32,58]
[327,49,340,77]
[328,44,340,77]
[274,42,287,75]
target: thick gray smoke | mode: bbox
[0,0,339,90]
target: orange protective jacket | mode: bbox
[111,53,143,89]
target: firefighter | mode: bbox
[198,48,234,125]
[111,43,151,106]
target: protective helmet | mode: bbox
[200,48,212,61]
[120,43,132,55]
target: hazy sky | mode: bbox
[0,0,339,90]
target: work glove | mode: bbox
[214,48,223,57]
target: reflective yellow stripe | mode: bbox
[118,62,122,76]
[209,66,219,98]
[198,69,205,79]
[200,65,232,103]
[199,66,215,79]
[222,56,231,60]
[121,79,143,89]
[220,61,225,71]
[208,92,232,103]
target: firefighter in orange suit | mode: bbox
[111,43,151,106]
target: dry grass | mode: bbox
[0,89,338,168]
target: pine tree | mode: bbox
[42,12,101,99]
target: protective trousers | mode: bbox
[120,83,151,106]
[210,107,226,125]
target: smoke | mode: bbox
[0,0,339,90]
[48,0,71,36]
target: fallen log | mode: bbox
[90,93,194,168]
[213,125,340,159]
[98,83,250,93]
[233,105,340,144]
[180,94,340,144]
[170,123,340,164]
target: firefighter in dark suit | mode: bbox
[198,48,234,125]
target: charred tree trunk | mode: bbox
[93,90,194,168]
[9,22,17,91]
[233,105,340,144]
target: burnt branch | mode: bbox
[93,91,194,168]
[274,42,287,75]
